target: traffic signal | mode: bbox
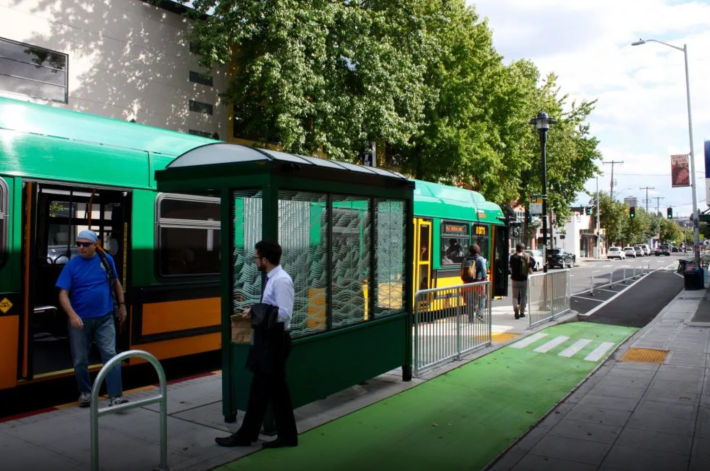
[667,207,673,219]
[630,206,635,219]
[586,207,592,215]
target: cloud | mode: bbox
[471,0,710,213]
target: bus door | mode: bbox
[493,225,509,297]
[21,182,131,379]
[413,219,432,295]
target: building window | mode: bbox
[189,71,213,87]
[0,178,7,268]
[189,99,213,115]
[189,41,200,55]
[156,194,221,277]
[440,221,468,266]
[0,38,68,103]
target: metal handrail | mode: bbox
[413,280,491,377]
[91,350,168,471]
[526,270,572,328]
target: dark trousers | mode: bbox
[237,336,297,441]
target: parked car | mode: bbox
[655,246,671,256]
[607,247,626,260]
[623,247,637,258]
[547,248,575,269]
[634,246,644,257]
[524,250,544,271]
[640,244,651,255]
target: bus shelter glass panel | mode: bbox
[232,190,263,316]
[331,196,371,329]
[278,191,328,338]
[374,199,406,317]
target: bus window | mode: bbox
[472,223,490,261]
[440,222,468,266]
[420,224,430,262]
[0,178,6,267]
[157,194,221,277]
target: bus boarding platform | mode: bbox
[4,272,705,471]
[0,308,560,471]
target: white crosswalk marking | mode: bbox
[510,333,548,349]
[559,339,592,358]
[584,342,615,362]
[534,336,570,353]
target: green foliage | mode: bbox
[592,192,626,244]
[181,0,602,212]
[182,0,430,160]
[659,217,682,245]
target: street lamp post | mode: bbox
[632,38,700,267]
[530,111,557,272]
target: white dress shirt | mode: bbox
[262,265,294,330]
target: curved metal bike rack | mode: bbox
[91,350,169,471]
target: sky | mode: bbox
[471,0,710,218]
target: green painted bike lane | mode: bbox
[219,322,637,471]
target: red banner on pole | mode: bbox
[671,154,690,187]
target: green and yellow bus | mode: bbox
[0,96,508,398]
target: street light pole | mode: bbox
[530,112,557,272]
[596,177,601,258]
[632,38,699,267]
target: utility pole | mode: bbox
[604,161,624,200]
[596,177,601,258]
[653,196,665,217]
[640,186,655,213]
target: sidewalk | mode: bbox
[487,286,710,471]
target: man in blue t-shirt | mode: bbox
[56,230,128,408]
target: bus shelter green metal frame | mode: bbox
[155,144,414,422]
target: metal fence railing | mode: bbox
[526,270,572,328]
[588,262,651,296]
[413,281,491,377]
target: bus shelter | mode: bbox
[155,143,414,422]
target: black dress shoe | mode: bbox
[262,438,298,449]
[215,435,253,447]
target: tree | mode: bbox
[591,192,626,245]
[387,2,540,205]
[659,218,682,245]
[183,0,431,160]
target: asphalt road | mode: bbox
[583,269,684,327]
[492,253,682,309]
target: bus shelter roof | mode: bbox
[156,143,413,194]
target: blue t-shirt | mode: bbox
[56,253,117,319]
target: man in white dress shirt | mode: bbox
[215,240,298,448]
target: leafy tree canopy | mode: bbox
[179,0,602,214]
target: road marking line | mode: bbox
[581,267,661,317]
[534,336,570,353]
[559,339,592,358]
[572,296,604,303]
[584,342,615,362]
[598,288,620,293]
[510,332,548,349]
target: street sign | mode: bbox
[530,194,544,215]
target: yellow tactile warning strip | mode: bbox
[473,333,520,343]
[492,333,520,343]
[620,347,668,364]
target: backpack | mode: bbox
[461,255,486,283]
[512,252,531,276]
[461,256,476,283]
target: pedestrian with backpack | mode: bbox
[460,244,487,323]
[509,244,536,319]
